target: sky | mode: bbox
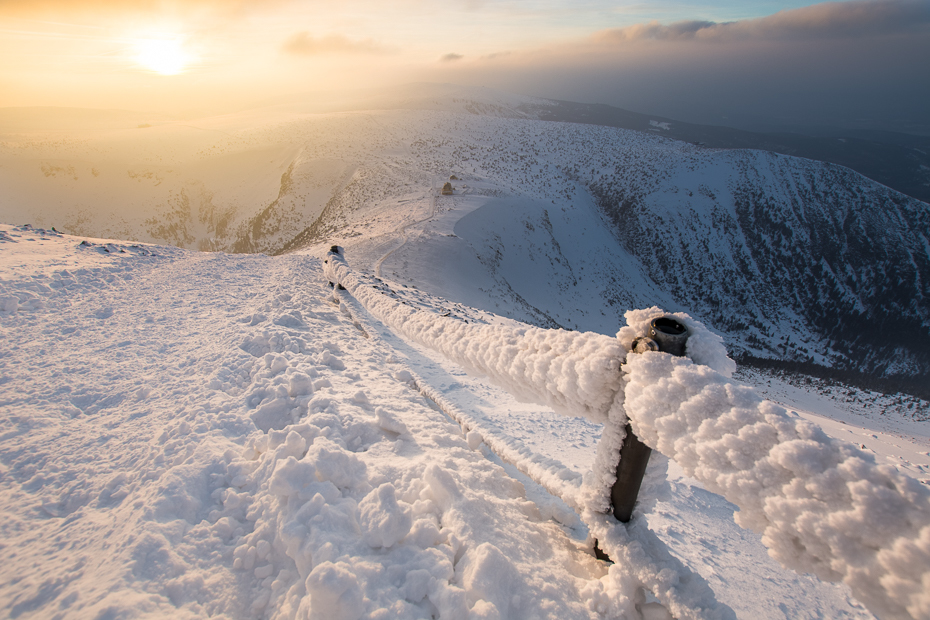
[1,0,928,133]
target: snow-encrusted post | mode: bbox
[610,317,689,523]
[326,246,344,289]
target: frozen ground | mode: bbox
[3,223,927,619]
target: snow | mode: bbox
[0,224,610,619]
[6,98,928,381]
[624,352,930,620]
[1,213,926,620]
[5,87,927,620]
[323,246,929,619]
[325,249,628,425]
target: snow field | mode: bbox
[2,225,643,619]
[239,354,613,620]
[329,283,588,517]
[1,227,276,617]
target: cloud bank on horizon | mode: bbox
[0,0,927,133]
[439,0,930,132]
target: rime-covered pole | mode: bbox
[610,317,688,523]
[324,247,628,424]
[609,425,653,523]
[327,248,930,620]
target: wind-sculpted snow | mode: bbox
[325,251,628,425]
[624,352,930,620]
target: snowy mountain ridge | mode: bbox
[1,92,928,391]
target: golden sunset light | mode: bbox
[1,1,930,619]
[0,0,925,131]
[134,36,189,75]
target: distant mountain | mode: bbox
[2,87,927,396]
[283,83,930,204]
[515,98,930,205]
[578,148,930,395]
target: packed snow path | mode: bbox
[373,187,437,279]
[0,225,902,619]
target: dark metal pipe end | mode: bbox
[649,317,689,357]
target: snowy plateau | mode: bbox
[1,87,929,620]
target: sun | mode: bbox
[135,37,188,75]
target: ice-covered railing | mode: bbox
[325,260,733,620]
[324,249,930,620]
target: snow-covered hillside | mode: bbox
[2,224,928,619]
[4,90,926,390]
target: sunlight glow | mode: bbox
[135,37,188,75]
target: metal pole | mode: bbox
[609,316,689,524]
[610,424,654,523]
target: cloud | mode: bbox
[440,53,463,62]
[422,0,930,134]
[282,32,388,56]
[736,0,930,38]
[592,0,930,44]
[593,20,718,43]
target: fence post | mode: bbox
[610,317,689,523]
[326,246,345,289]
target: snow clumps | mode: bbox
[247,353,316,432]
[325,250,627,424]
[327,251,930,619]
[359,483,413,548]
[624,351,930,620]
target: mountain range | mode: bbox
[1,84,927,396]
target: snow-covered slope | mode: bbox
[3,224,929,619]
[0,225,616,619]
[3,96,928,389]
[297,108,928,389]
